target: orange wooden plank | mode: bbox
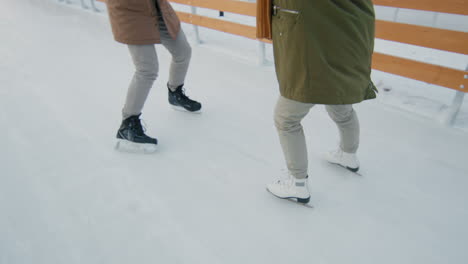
[99,0,468,16]
[256,0,272,40]
[376,20,468,55]
[176,15,467,92]
[253,42,468,91]
[373,0,468,16]
[176,11,257,39]
[170,0,256,16]
[372,53,468,92]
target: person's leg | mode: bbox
[116,45,159,152]
[325,105,360,153]
[274,96,314,179]
[267,96,313,203]
[323,105,360,171]
[159,24,200,112]
[122,45,159,119]
[160,28,192,90]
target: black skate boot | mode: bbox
[115,114,157,153]
[168,84,202,112]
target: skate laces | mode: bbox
[276,173,294,190]
[173,86,194,103]
[141,119,148,132]
[330,149,343,159]
[179,87,192,101]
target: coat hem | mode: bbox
[280,92,376,105]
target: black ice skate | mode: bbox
[115,114,157,153]
[168,84,202,113]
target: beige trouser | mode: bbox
[274,96,360,179]
[122,17,192,119]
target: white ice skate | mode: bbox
[324,149,360,172]
[266,175,310,204]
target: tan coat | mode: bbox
[106,0,181,45]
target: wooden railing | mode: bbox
[370,0,468,92]
[169,0,468,93]
[94,0,467,93]
[372,0,468,15]
[171,0,258,40]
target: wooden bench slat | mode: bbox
[372,53,467,92]
[176,11,257,39]
[170,0,256,17]
[376,20,468,55]
[373,0,468,16]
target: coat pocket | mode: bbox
[272,5,308,100]
[272,6,302,37]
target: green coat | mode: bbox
[272,0,377,104]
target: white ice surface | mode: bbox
[1,1,467,264]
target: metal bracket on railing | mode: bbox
[258,41,266,66]
[80,0,89,9]
[258,41,273,66]
[90,0,100,12]
[58,0,99,12]
[432,12,439,28]
[191,6,202,44]
[58,0,73,5]
[438,65,467,126]
[392,8,400,22]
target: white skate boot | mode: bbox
[266,175,310,204]
[324,149,360,172]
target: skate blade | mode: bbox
[171,105,202,114]
[330,162,362,176]
[115,139,157,154]
[266,188,313,208]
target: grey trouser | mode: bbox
[274,96,360,179]
[122,19,192,119]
